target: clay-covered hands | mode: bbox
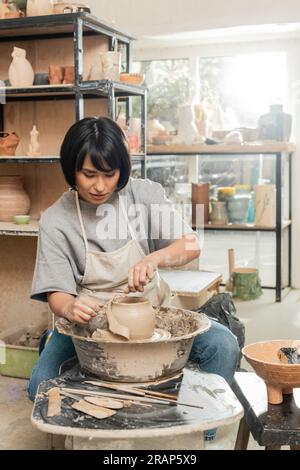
[63,294,103,325]
[124,257,158,293]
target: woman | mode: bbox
[29,117,239,405]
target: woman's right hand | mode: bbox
[63,295,102,325]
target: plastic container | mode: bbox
[0,327,39,379]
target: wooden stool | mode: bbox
[233,372,300,450]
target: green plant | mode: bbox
[132,59,189,127]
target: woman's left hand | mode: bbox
[124,257,158,293]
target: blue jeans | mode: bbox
[28,320,239,402]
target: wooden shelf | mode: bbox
[192,220,292,232]
[0,13,134,44]
[0,220,39,237]
[147,142,296,155]
[0,155,60,163]
[0,154,145,163]
[0,81,146,101]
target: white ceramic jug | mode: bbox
[8,47,34,88]
[27,0,53,16]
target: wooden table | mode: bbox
[233,372,300,450]
[31,365,243,450]
[159,270,222,310]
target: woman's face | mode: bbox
[75,154,120,205]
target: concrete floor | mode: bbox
[1,288,300,450]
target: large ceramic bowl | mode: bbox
[243,340,300,404]
[56,306,211,383]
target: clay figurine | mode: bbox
[27,125,41,156]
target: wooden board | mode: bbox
[159,269,222,296]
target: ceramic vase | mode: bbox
[111,296,156,340]
[192,183,210,226]
[210,201,227,225]
[63,65,75,84]
[8,47,34,88]
[227,194,251,224]
[254,184,276,227]
[26,0,53,16]
[0,176,31,222]
[258,104,292,142]
[49,65,64,85]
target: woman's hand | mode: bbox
[124,257,158,293]
[62,295,102,325]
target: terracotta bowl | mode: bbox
[242,340,300,404]
[120,73,145,85]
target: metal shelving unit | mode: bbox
[148,143,295,302]
[0,13,147,177]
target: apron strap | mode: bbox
[119,194,140,243]
[74,191,89,252]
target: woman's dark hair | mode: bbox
[60,116,131,191]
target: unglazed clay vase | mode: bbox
[26,0,53,16]
[49,65,64,85]
[63,65,75,84]
[243,340,300,404]
[110,296,156,341]
[8,47,34,88]
[0,176,31,222]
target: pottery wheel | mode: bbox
[92,328,171,343]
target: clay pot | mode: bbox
[243,340,300,404]
[192,183,210,225]
[210,201,227,225]
[49,65,64,85]
[110,296,156,340]
[0,132,20,156]
[0,176,31,222]
[8,47,34,88]
[63,65,75,84]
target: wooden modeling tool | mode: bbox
[225,248,235,292]
[47,387,61,417]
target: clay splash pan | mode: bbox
[56,305,210,344]
[56,306,211,383]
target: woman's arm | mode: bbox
[47,292,101,324]
[125,233,200,293]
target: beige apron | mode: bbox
[74,191,171,306]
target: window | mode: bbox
[198,52,287,129]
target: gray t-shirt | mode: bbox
[31,177,193,302]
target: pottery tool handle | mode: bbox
[228,249,235,277]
